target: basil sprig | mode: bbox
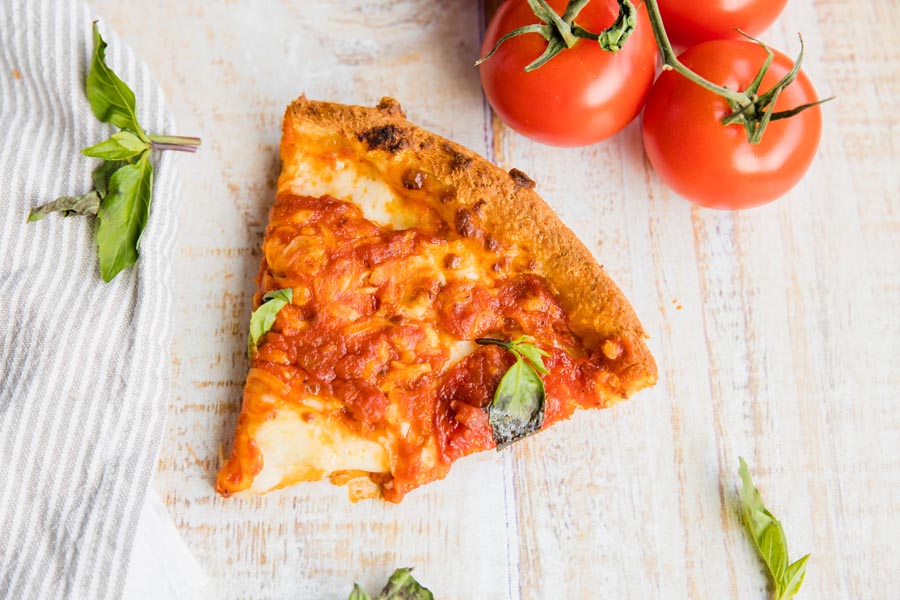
[739,458,810,600]
[476,336,550,449]
[247,288,293,360]
[27,23,200,282]
[348,567,433,600]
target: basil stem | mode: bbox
[27,22,201,282]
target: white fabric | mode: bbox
[0,1,204,597]
[124,492,208,600]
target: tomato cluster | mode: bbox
[478,0,825,209]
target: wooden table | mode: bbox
[93,1,899,598]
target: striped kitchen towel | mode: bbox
[0,1,203,597]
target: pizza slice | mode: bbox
[215,96,656,503]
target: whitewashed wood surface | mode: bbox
[92,1,899,598]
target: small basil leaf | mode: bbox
[86,22,147,139]
[347,583,372,600]
[247,288,293,359]
[377,568,433,600]
[510,340,550,375]
[27,190,101,222]
[739,457,779,544]
[82,131,149,160]
[96,154,153,281]
[739,458,810,600]
[758,521,789,583]
[779,554,810,599]
[489,357,545,449]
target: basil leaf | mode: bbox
[489,356,545,449]
[96,154,153,282]
[347,568,432,600]
[779,554,810,600]
[758,521,789,583]
[511,339,550,375]
[86,22,147,140]
[247,288,293,359]
[27,190,101,222]
[377,568,434,600]
[347,584,372,600]
[475,337,549,448]
[739,457,810,600]
[82,131,149,160]
[92,160,124,199]
[29,160,129,223]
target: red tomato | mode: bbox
[479,0,657,147]
[657,0,788,48]
[641,40,822,209]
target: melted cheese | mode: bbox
[249,408,389,494]
[281,157,417,229]
[220,133,534,502]
[448,340,477,369]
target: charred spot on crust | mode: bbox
[402,169,426,190]
[440,188,457,203]
[473,199,487,216]
[455,208,478,238]
[444,253,461,269]
[508,168,536,189]
[376,97,405,118]
[358,125,409,153]
[444,143,473,172]
[484,235,500,251]
[435,220,451,236]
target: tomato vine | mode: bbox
[479,0,833,145]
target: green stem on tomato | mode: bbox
[476,0,637,71]
[641,0,828,144]
[642,0,750,106]
[477,0,826,144]
[561,0,592,24]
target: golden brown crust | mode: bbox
[279,95,657,398]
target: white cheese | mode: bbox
[249,408,389,493]
[282,159,416,229]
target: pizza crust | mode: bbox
[279,96,656,399]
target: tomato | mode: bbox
[479,0,658,147]
[641,40,822,209]
[657,0,788,48]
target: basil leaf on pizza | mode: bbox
[489,355,545,448]
[476,337,548,448]
[216,97,657,502]
[509,336,550,375]
[247,288,293,359]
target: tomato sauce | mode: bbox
[251,193,612,500]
